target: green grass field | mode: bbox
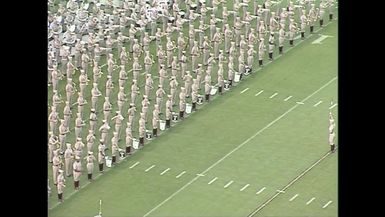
[48,1,338,216]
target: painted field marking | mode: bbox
[196,174,205,177]
[312,34,334,45]
[269,92,278,99]
[208,177,218,185]
[176,171,186,179]
[241,88,249,94]
[322,200,333,209]
[296,101,304,104]
[276,190,285,193]
[143,22,338,216]
[313,100,323,107]
[255,90,264,96]
[306,197,316,205]
[224,180,234,188]
[240,184,250,191]
[284,96,293,101]
[129,161,140,169]
[289,194,299,201]
[145,165,156,172]
[160,168,170,175]
[329,103,338,109]
[256,187,266,195]
[247,146,335,216]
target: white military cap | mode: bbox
[88,151,93,155]
[59,169,64,173]
[75,156,80,160]
[76,137,82,141]
[66,143,72,148]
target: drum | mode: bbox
[224,82,230,90]
[172,112,179,122]
[210,86,218,95]
[146,130,153,140]
[119,151,126,158]
[234,74,241,82]
[132,138,139,149]
[106,157,112,167]
[197,95,203,104]
[185,103,192,114]
[159,120,166,131]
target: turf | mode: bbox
[48,1,338,216]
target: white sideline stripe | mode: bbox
[144,76,338,217]
[269,92,278,98]
[313,101,323,107]
[255,90,264,96]
[100,63,107,68]
[284,96,293,101]
[329,103,338,109]
[145,165,156,172]
[306,197,316,205]
[296,102,304,104]
[276,190,285,193]
[224,180,234,188]
[160,168,170,175]
[256,187,266,195]
[208,177,218,185]
[176,171,186,179]
[196,174,205,177]
[322,200,333,209]
[247,147,335,216]
[143,31,339,217]
[240,184,250,191]
[241,88,249,94]
[129,161,140,169]
[289,194,299,201]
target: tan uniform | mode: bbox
[72,160,82,189]
[57,172,65,196]
[99,122,111,144]
[103,99,112,122]
[89,111,97,132]
[98,144,106,172]
[52,152,62,185]
[85,154,96,177]
[64,145,73,177]
[86,132,96,152]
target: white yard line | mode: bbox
[313,100,323,107]
[269,92,278,99]
[241,88,249,94]
[208,177,218,185]
[289,194,299,201]
[296,101,304,104]
[322,200,333,209]
[306,197,316,205]
[329,103,338,109]
[255,90,264,96]
[129,161,140,169]
[240,184,250,191]
[256,187,266,195]
[145,165,156,172]
[224,180,234,188]
[144,76,338,217]
[160,168,170,175]
[143,16,339,214]
[284,96,293,101]
[175,171,186,179]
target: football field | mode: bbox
[48,1,338,217]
